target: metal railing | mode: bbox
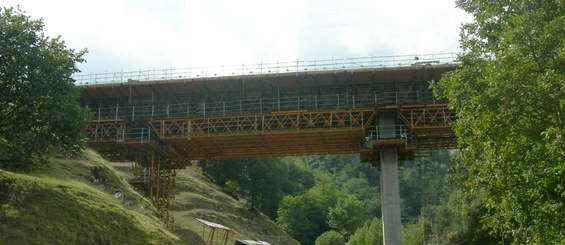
[91,91,440,121]
[363,125,412,149]
[74,53,459,85]
[367,125,409,140]
[88,125,154,143]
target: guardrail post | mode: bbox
[337,94,340,109]
[315,96,318,111]
[115,105,119,121]
[259,98,262,114]
[141,127,145,143]
[161,121,165,138]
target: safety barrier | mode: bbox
[74,53,459,85]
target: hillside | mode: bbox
[111,161,300,245]
[0,150,180,245]
[0,148,298,244]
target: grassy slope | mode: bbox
[111,163,300,245]
[0,150,180,245]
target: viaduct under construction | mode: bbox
[78,54,458,244]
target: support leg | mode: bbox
[380,149,402,245]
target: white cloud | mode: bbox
[2,0,471,74]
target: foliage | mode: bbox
[314,231,344,245]
[347,218,383,245]
[401,218,424,245]
[276,195,325,245]
[432,0,565,242]
[399,155,451,219]
[202,152,495,244]
[327,195,366,238]
[276,156,381,245]
[340,171,380,217]
[0,7,90,171]
[198,158,308,218]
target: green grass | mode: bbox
[0,148,299,244]
[0,150,180,245]
[171,165,300,245]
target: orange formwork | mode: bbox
[399,104,457,149]
[147,108,376,160]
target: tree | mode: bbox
[0,7,90,170]
[276,170,342,245]
[341,175,380,217]
[432,0,565,243]
[276,195,326,245]
[401,218,425,245]
[327,195,366,238]
[314,231,344,245]
[346,218,383,245]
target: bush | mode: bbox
[315,231,344,245]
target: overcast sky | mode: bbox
[4,0,472,75]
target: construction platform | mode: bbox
[79,56,459,228]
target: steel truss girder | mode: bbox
[85,120,126,142]
[148,108,376,139]
[399,104,457,149]
[399,104,455,128]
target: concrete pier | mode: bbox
[380,150,402,245]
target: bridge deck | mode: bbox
[82,64,459,164]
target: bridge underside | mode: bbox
[172,129,365,159]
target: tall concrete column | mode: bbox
[380,149,402,245]
[375,111,403,244]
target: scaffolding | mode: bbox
[127,152,181,229]
[82,63,459,229]
[88,91,438,121]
